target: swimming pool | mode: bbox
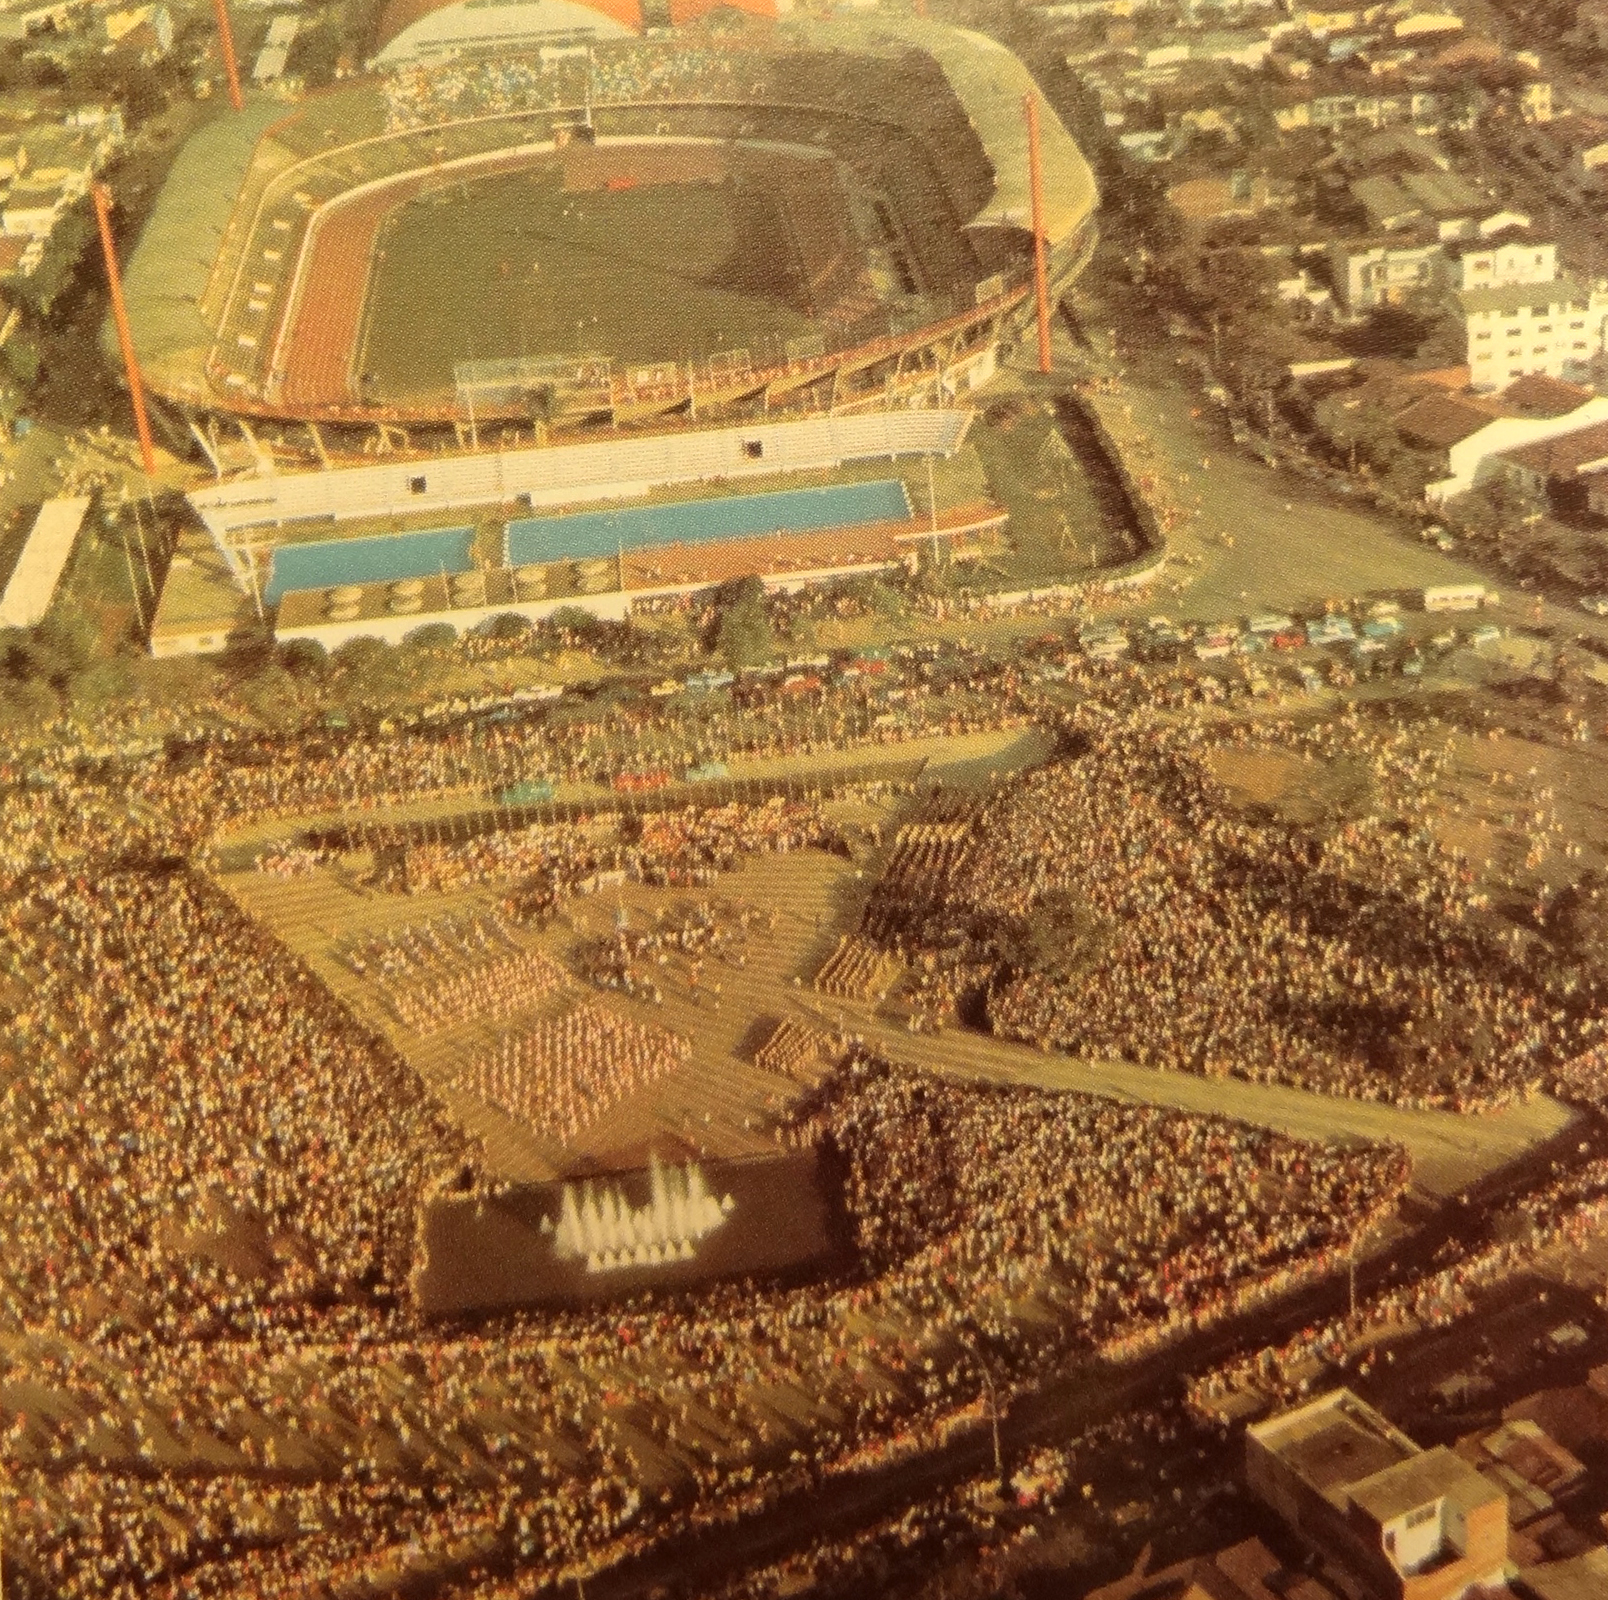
[265,526,475,605]
[504,480,912,567]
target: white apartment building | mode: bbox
[1461,280,1608,391]
[1447,225,1608,391]
[1443,231,1557,292]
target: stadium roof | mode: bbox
[792,16,1097,247]
[111,97,285,387]
[0,497,90,629]
[668,0,775,23]
[372,0,642,63]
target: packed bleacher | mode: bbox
[860,708,1586,1109]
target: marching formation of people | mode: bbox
[395,798,839,902]
[457,1004,692,1145]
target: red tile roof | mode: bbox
[1499,419,1608,480]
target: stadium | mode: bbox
[133,6,1097,650]
[119,9,1097,446]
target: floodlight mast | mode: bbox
[92,183,157,479]
[1024,91,1053,375]
[213,0,243,112]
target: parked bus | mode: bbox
[1423,584,1485,612]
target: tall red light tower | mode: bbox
[1024,91,1053,375]
[92,183,156,478]
[213,0,243,111]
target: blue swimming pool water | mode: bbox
[266,527,475,605]
[505,481,912,567]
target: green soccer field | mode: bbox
[356,165,827,401]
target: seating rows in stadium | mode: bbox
[188,409,973,539]
[188,35,1015,412]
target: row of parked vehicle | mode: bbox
[1075,598,1503,671]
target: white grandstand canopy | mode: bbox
[189,410,974,564]
[0,497,90,630]
[371,0,633,67]
[791,15,1097,247]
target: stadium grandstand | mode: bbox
[371,0,641,70]
[169,408,1002,651]
[369,0,782,67]
[112,21,1096,453]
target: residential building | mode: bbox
[1086,1537,1349,1600]
[1520,80,1554,123]
[1495,417,1608,507]
[1274,89,1444,133]
[1442,230,1557,293]
[1455,1418,1586,1528]
[1330,234,1443,312]
[1575,138,1608,173]
[1246,1389,1509,1600]
[1392,10,1462,38]
[1459,278,1606,392]
[1352,174,1426,230]
[1423,389,1608,499]
[0,0,87,36]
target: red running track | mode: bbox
[274,148,561,410]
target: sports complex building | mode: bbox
[161,408,1007,654]
[131,3,1097,651]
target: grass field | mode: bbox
[357,164,826,399]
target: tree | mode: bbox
[278,637,329,678]
[479,612,531,643]
[714,575,775,667]
[997,889,1115,985]
[3,336,40,392]
[330,634,403,701]
[403,621,458,653]
[13,202,94,321]
[1549,870,1608,962]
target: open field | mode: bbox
[358,158,831,399]
[220,803,887,1184]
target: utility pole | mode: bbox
[1024,93,1053,375]
[212,0,243,112]
[92,184,156,478]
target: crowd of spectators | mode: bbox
[383,57,583,132]
[866,707,1595,1109]
[8,570,1608,1595]
[0,942,1409,1600]
[0,867,470,1347]
[379,40,768,134]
